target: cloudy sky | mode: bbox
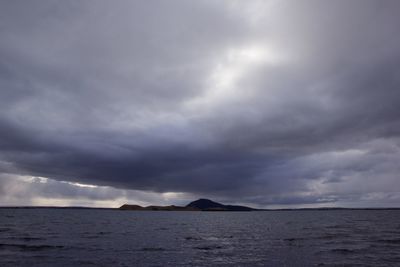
[1,0,400,208]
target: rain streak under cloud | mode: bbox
[1,0,400,208]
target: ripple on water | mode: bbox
[0,243,64,251]
[376,238,400,244]
[194,245,224,250]
[140,247,166,252]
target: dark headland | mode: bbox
[120,198,256,211]
[1,202,399,211]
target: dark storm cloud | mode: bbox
[1,0,400,206]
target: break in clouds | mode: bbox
[1,0,400,207]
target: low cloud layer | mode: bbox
[1,1,400,207]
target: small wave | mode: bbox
[185,236,202,241]
[12,237,46,241]
[316,233,349,240]
[377,238,400,244]
[74,260,97,265]
[194,245,223,250]
[83,235,99,239]
[82,231,111,238]
[330,248,355,254]
[316,234,337,240]
[284,237,307,242]
[0,243,64,251]
[140,247,166,252]
[98,231,111,235]
[155,227,169,231]
[326,225,343,229]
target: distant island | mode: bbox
[120,198,256,211]
[2,201,400,210]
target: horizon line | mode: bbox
[2,205,400,211]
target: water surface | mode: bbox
[1,209,399,266]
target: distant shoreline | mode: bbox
[1,206,400,211]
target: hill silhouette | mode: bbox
[186,199,255,211]
[120,198,256,211]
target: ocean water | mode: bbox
[0,209,399,266]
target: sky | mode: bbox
[1,0,400,208]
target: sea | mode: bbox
[0,208,399,266]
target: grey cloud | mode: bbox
[1,0,400,207]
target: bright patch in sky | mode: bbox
[184,44,281,111]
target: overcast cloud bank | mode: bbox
[1,1,400,207]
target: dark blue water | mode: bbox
[1,209,399,266]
